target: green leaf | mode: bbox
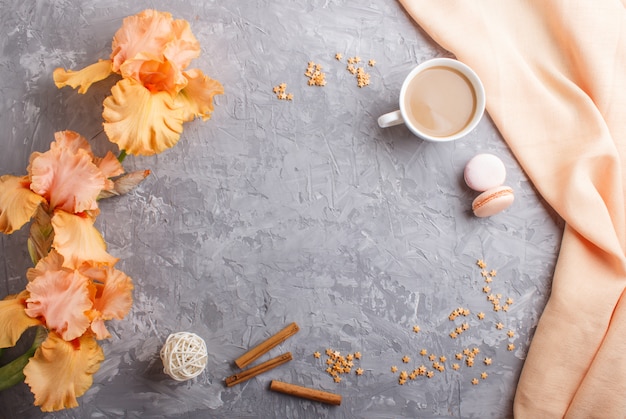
[0,327,47,392]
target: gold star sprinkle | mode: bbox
[413,325,421,333]
[455,353,463,360]
[368,59,376,66]
[477,259,487,269]
[496,322,504,330]
[391,366,398,373]
[471,378,479,385]
[335,52,343,60]
[452,363,460,370]
[354,352,362,359]
[439,356,447,363]
[420,349,428,356]
[333,376,341,383]
[428,354,436,362]
[313,351,321,359]
[507,344,516,351]
[481,372,488,380]
[426,371,434,378]
[506,297,514,305]
[484,357,492,365]
[477,312,485,320]
[402,355,410,363]
[507,330,515,338]
[490,270,497,277]
[355,367,364,376]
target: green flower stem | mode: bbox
[0,326,47,392]
[117,149,127,163]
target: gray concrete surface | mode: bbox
[0,1,562,418]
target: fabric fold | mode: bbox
[398,0,626,417]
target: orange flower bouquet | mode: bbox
[0,10,222,412]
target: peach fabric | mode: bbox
[398,0,626,417]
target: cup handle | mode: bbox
[377,110,404,128]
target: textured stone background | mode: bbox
[0,1,563,418]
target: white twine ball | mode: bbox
[160,332,208,381]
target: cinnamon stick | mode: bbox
[269,380,342,406]
[235,322,299,369]
[225,352,293,387]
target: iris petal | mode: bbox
[29,146,105,214]
[0,175,45,234]
[51,211,118,269]
[24,332,104,412]
[25,269,92,341]
[177,69,224,122]
[0,291,42,348]
[103,78,183,155]
[80,264,133,339]
[53,60,113,94]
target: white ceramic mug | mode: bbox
[378,58,485,142]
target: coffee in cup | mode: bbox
[378,58,485,142]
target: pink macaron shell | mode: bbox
[472,186,514,217]
[464,153,507,192]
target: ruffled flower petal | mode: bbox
[25,269,92,341]
[164,18,201,71]
[127,56,186,95]
[26,250,65,282]
[103,78,184,155]
[29,144,106,214]
[51,211,118,269]
[177,69,224,122]
[94,151,125,193]
[24,332,104,412]
[0,175,46,234]
[110,9,199,87]
[52,130,93,156]
[80,264,133,339]
[53,60,113,94]
[0,291,42,348]
[94,152,124,180]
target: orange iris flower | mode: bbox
[0,130,120,266]
[0,250,133,411]
[53,9,224,156]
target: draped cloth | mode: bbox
[398,1,626,417]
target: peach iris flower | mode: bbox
[0,250,133,411]
[53,9,224,156]
[0,131,120,266]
